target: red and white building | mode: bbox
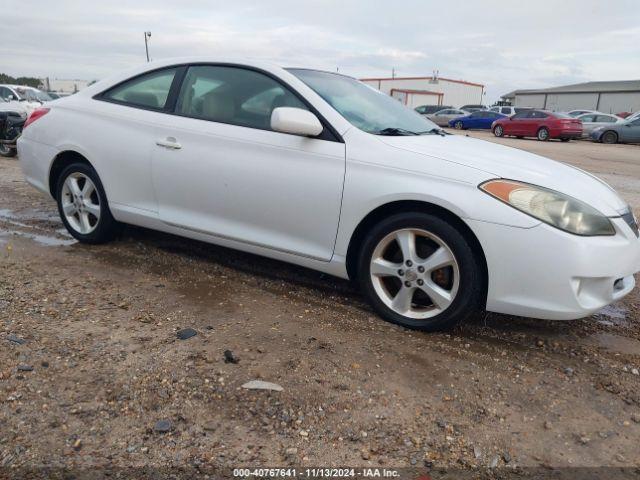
[360,74,485,109]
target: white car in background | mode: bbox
[488,106,530,116]
[576,112,624,137]
[17,57,640,331]
[0,85,52,115]
[0,95,28,118]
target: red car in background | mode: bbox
[491,109,582,141]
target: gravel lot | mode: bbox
[1,134,639,477]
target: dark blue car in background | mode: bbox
[448,111,507,130]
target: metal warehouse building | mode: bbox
[502,80,640,114]
[360,75,485,109]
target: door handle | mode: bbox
[156,137,182,150]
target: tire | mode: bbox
[537,127,550,141]
[55,162,119,244]
[601,131,618,144]
[493,125,504,137]
[454,121,464,130]
[357,212,484,332]
[0,144,17,157]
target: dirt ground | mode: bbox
[1,134,639,478]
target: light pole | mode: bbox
[144,31,151,62]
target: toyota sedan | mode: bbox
[18,58,640,331]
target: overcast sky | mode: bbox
[2,0,638,102]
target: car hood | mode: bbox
[378,133,628,216]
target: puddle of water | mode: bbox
[0,230,77,247]
[590,333,640,356]
[0,208,75,247]
[594,304,629,327]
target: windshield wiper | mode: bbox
[374,127,420,136]
[418,128,447,137]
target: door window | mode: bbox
[0,87,13,101]
[595,115,616,123]
[580,114,597,122]
[512,111,528,119]
[175,66,308,131]
[501,107,511,114]
[103,68,178,109]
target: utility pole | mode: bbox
[392,68,396,79]
[144,31,152,62]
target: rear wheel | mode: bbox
[537,127,550,141]
[56,163,119,243]
[602,131,618,144]
[0,144,17,158]
[358,212,484,331]
[493,125,504,137]
[454,121,464,130]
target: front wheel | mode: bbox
[493,125,504,137]
[56,163,119,243]
[358,213,484,331]
[454,121,464,130]
[537,127,550,141]
[0,144,17,157]
[601,131,618,144]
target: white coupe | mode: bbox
[18,58,640,331]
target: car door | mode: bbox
[579,114,597,135]
[91,66,181,212]
[466,111,481,128]
[433,109,451,126]
[620,118,640,142]
[151,65,346,261]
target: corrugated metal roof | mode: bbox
[504,80,640,97]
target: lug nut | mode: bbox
[406,260,413,267]
[417,266,425,273]
[417,279,424,286]
[398,269,405,276]
[404,281,411,287]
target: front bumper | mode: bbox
[467,217,640,320]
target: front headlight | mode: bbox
[480,179,615,236]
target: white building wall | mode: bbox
[514,94,546,108]
[406,92,440,108]
[361,78,484,108]
[545,93,598,112]
[41,78,90,94]
[598,92,640,114]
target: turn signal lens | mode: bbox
[480,179,615,236]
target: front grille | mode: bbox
[621,208,639,237]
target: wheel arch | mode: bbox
[345,200,488,306]
[48,150,95,199]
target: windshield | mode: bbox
[22,89,52,102]
[288,69,439,135]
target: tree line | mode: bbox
[0,73,41,89]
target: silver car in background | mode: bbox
[576,112,624,137]
[426,108,468,127]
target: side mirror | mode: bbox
[271,107,323,137]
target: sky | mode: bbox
[1,0,639,103]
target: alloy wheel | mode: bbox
[369,228,460,319]
[60,173,101,234]
[537,128,549,141]
[454,121,463,130]
[494,126,503,137]
[602,131,617,144]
